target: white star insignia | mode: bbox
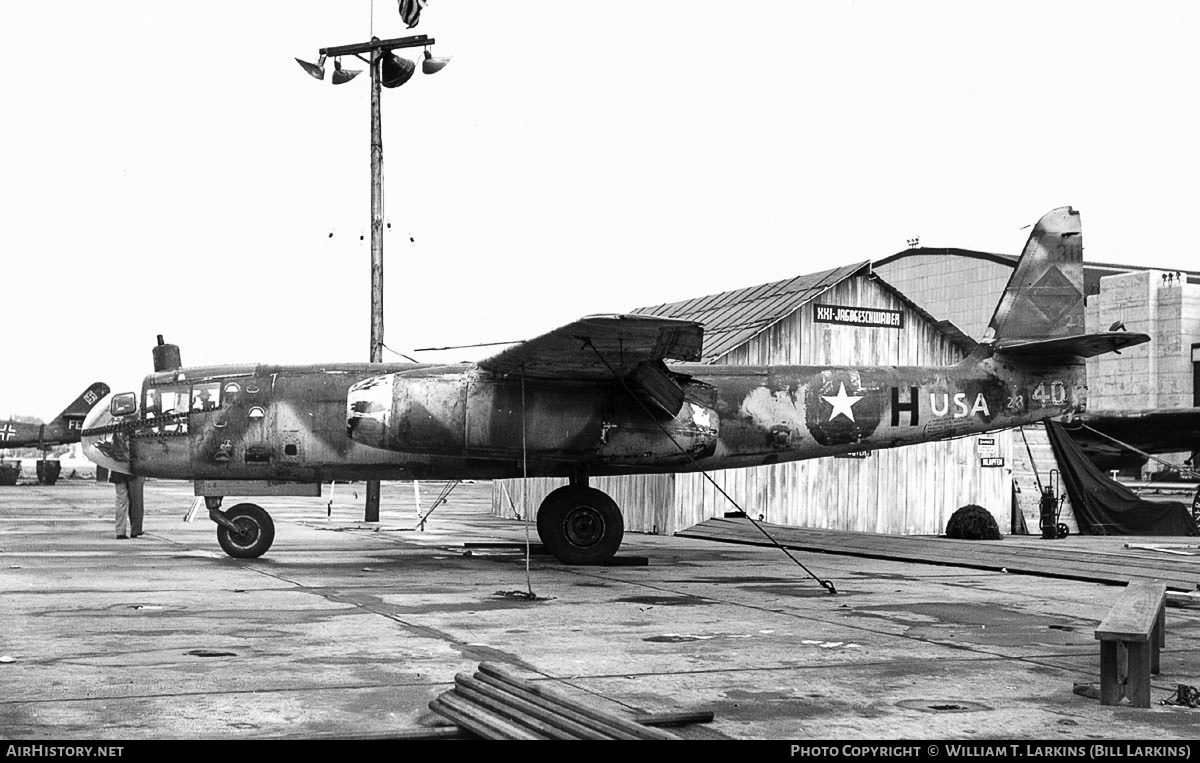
[822,382,863,422]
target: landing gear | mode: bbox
[214,502,276,559]
[536,485,624,565]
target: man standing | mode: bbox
[111,470,145,539]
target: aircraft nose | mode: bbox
[346,374,394,449]
[81,392,133,474]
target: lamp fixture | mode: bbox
[332,58,362,85]
[381,51,416,88]
[422,48,450,74]
[295,53,327,80]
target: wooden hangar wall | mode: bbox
[492,266,1016,537]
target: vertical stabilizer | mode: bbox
[49,382,111,430]
[983,206,1086,348]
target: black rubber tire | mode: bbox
[216,503,276,559]
[1056,522,1070,539]
[536,485,623,565]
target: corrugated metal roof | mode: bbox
[632,261,870,363]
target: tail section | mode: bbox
[981,207,1149,360]
[984,206,1086,347]
[47,382,111,436]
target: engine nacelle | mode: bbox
[347,369,720,467]
[347,371,468,455]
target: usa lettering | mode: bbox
[930,392,990,419]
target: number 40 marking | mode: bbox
[1032,381,1068,406]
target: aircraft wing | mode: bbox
[1076,408,1200,454]
[477,314,703,381]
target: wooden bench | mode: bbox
[1093,580,1167,707]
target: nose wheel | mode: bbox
[214,503,276,559]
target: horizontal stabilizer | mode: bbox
[478,314,703,381]
[995,331,1150,360]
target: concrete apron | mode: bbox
[1,480,1198,740]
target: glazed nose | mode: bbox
[81,392,133,474]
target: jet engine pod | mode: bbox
[346,374,394,449]
[347,371,468,454]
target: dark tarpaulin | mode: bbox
[1046,421,1198,536]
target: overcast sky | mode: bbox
[2,1,1198,420]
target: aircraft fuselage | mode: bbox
[0,420,83,450]
[87,355,1081,482]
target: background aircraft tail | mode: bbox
[48,382,110,431]
[979,207,1147,360]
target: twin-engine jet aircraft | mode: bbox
[82,208,1148,564]
[1,383,111,451]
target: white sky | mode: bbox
[2,0,1199,419]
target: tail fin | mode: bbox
[49,382,111,431]
[981,207,1148,359]
[984,206,1086,347]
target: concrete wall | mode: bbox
[1086,271,1200,411]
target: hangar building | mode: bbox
[493,248,1200,538]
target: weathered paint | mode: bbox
[83,337,1101,486]
[331,349,1085,479]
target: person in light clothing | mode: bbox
[110,470,145,539]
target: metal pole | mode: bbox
[314,34,434,524]
[369,47,385,364]
[365,44,384,523]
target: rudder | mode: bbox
[982,206,1086,348]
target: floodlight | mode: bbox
[381,52,416,88]
[296,54,327,80]
[332,58,362,85]
[422,49,450,75]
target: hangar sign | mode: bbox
[814,304,904,329]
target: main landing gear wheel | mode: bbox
[536,485,624,566]
[216,503,276,559]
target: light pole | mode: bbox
[299,34,447,521]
